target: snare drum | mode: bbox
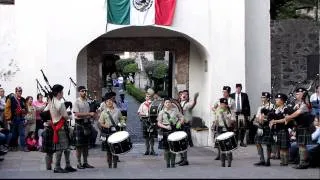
[167,131,188,154]
[107,131,132,155]
[216,132,237,152]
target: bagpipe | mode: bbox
[36,69,73,122]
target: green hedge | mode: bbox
[126,84,145,103]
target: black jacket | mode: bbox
[230,92,251,116]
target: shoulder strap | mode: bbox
[106,111,117,127]
[220,111,229,130]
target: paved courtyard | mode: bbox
[0,143,319,179]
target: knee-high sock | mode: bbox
[183,151,188,161]
[266,145,272,161]
[164,150,170,165]
[83,146,89,164]
[227,152,232,165]
[220,153,226,165]
[170,152,176,166]
[299,146,307,165]
[257,144,265,162]
[64,150,71,167]
[76,147,82,164]
[45,153,53,169]
[145,138,150,152]
[55,150,63,169]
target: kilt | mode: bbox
[141,118,157,139]
[277,129,290,149]
[296,127,312,146]
[262,126,273,145]
[41,126,54,153]
[160,129,175,150]
[100,128,113,152]
[53,127,69,151]
[254,128,264,144]
[73,123,91,147]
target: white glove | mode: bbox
[158,134,163,141]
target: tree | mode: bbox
[270,0,318,20]
[115,58,135,75]
[123,63,139,77]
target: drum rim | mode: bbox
[220,147,238,153]
[216,132,235,140]
[169,149,188,154]
[107,131,130,143]
[167,131,188,141]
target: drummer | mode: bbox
[213,98,236,167]
[99,92,126,169]
[137,90,157,155]
[157,97,184,168]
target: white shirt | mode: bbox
[235,93,242,111]
[118,77,124,84]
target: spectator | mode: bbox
[117,91,128,117]
[26,131,39,151]
[310,85,320,119]
[0,88,6,122]
[25,96,36,136]
[308,118,320,167]
[33,93,47,140]
[4,87,29,152]
[0,120,11,155]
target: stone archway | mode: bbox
[84,37,190,100]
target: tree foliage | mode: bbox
[123,63,139,75]
[270,0,318,20]
[115,58,135,75]
[143,60,168,79]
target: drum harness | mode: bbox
[100,111,121,141]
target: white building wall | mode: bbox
[245,0,271,113]
[76,47,87,95]
[0,0,270,147]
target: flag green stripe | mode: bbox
[107,0,130,25]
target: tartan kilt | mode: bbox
[142,120,157,139]
[73,123,90,147]
[296,127,312,146]
[41,126,54,153]
[53,127,69,151]
[100,128,113,152]
[254,129,264,144]
[277,129,290,149]
[261,126,273,145]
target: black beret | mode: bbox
[275,93,288,102]
[220,98,228,105]
[104,93,113,101]
[110,91,116,96]
[261,92,271,99]
[295,87,307,93]
[223,86,231,93]
[77,86,87,92]
[163,97,171,101]
[236,83,242,88]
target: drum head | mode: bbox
[167,131,187,141]
[216,132,234,140]
[107,131,129,144]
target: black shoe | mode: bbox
[171,164,175,168]
[280,163,288,166]
[83,163,94,168]
[294,164,308,169]
[228,163,231,167]
[150,151,156,156]
[117,159,120,162]
[214,156,220,160]
[113,163,117,168]
[65,166,77,172]
[221,163,226,167]
[46,167,52,170]
[77,164,85,169]
[108,164,112,168]
[176,159,184,164]
[54,168,68,173]
[179,161,189,166]
[240,142,247,147]
[167,164,170,168]
[144,151,149,155]
[0,151,7,156]
[265,161,270,166]
[254,161,265,166]
[0,157,4,162]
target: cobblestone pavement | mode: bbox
[0,144,319,179]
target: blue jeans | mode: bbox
[0,130,12,145]
[290,142,316,162]
[10,119,26,148]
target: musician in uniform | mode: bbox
[73,86,95,169]
[176,90,199,166]
[137,92,157,155]
[99,92,126,168]
[230,83,251,147]
[269,93,290,166]
[283,88,313,169]
[47,84,77,173]
[157,97,184,168]
[213,98,236,167]
[211,86,235,160]
[253,92,275,166]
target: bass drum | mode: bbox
[149,99,183,117]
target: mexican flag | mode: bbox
[107,0,176,26]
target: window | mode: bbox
[0,0,14,5]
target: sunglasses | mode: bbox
[80,90,87,92]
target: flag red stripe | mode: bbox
[155,0,176,26]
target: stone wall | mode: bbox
[271,20,319,95]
